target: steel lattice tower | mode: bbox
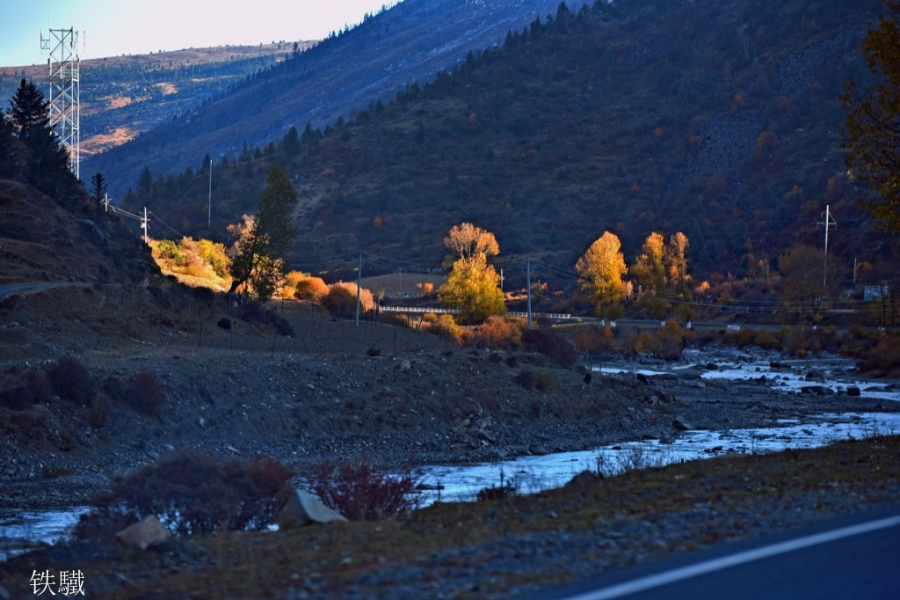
[41,28,80,179]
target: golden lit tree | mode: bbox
[631,232,666,295]
[439,253,506,323]
[576,231,628,318]
[664,232,690,294]
[438,222,505,323]
[443,222,500,262]
[841,1,900,233]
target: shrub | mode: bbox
[630,330,661,356]
[471,316,525,349]
[129,371,166,416]
[515,369,537,390]
[523,328,577,367]
[656,320,690,360]
[476,470,517,501]
[306,461,420,521]
[535,369,557,392]
[857,334,900,375]
[321,282,375,319]
[293,274,329,303]
[424,313,463,344]
[46,358,93,405]
[75,451,293,538]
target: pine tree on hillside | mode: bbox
[91,172,108,205]
[8,79,78,204]
[9,79,49,139]
[0,110,17,179]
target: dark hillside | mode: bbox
[129,0,897,280]
[84,0,591,198]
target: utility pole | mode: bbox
[101,193,110,212]
[500,268,504,291]
[355,252,363,327]
[818,205,837,287]
[141,207,149,244]
[207,158,213,229]
[525,258,532,329]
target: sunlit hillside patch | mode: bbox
[149,237,232,292]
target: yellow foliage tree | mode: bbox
[576,231,628,318]
[438,222,505,323]
[664,232,690,295]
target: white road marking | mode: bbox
[561,514,900,600]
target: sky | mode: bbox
[0,0,403,67]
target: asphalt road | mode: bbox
[522,506,900,600]
[0,281,83,300]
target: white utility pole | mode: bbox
[207,159,213,228]
[818,205,837,287]
[526,258,532,329]
[355,252,363,327]
[141,207,149,244]
[101,193,110,212]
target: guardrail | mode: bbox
[381,306,572,320]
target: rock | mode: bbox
[116,515,169,550]
[565,470,603,490]
[801,386,832,396]
[478,429,497,444]
[673,416,694,431]
[279,490,348,529]
[583,372,592,385]
[398,359,411,372]
[805,369,826,382]
[636,373,651,385]
[415,482,445,491]
[705,363,719,371]
[846,386,861,397]
[0,584,9,600]
[529,444,550,455]
[217,318,232,331]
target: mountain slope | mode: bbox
[0,45,291,159]
[84,0,591,198]
[129,0,896,280]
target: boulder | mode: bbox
[217,318,232,331]
[805,369,826,382]
[672,416,694,431]
[846,386,861,397]
[278,490,348,529]
[116,515,169,550]
[801,385,833,396]
[565,469,603,489]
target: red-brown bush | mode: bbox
[306,461,420,521]
[75,451,293,538]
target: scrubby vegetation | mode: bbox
[306,461,421,521]
[75,451,293,538]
